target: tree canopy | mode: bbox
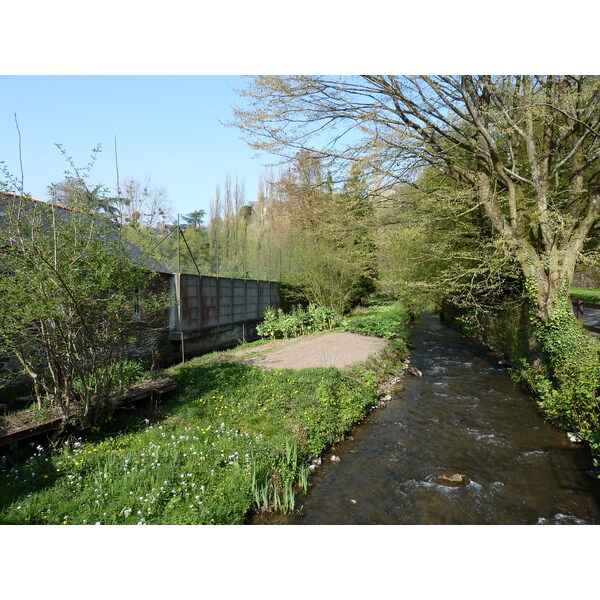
[233,75,600,322]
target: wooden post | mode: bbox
[577,298,585,323]
[175,273,185,363]
[199,273,203,329]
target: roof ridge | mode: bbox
[0,191,94,215]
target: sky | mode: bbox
[3,1,598,589]
[2,4,595,224]
[0,75,271,219]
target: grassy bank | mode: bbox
[0,301,409,525]
[571,287,600,304]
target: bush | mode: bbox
[0,192,167,428]
[342,302,408,339]
[257,304,342,340]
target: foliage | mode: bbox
[0,179,166,428]
[257,300,409,342]
[256,304,341,340]
[342,302,409,339]
[0,301,410,524]
[72,360,147,399]
[273,155,379,311]
[517,283,600,440]
[570,287,600,304]
[376,172,523,314]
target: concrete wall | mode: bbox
[169,273,280,359]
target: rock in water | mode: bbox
[407,365,423,377]
[433,472,470,487]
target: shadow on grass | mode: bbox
[168,360,261,398]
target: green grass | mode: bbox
[570,287,600,304]
[0,301,409,525]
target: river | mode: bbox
[255,313,600,525]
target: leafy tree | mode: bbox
[182,209,206,229]
[0,182,165,428]
[49,178,106,212]
[233,75,600,322]
[264,153,378,311]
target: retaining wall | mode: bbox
[169,274,280,359]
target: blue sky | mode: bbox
[0,76,271,219]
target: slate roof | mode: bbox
[0,192,173,275]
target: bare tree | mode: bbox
[120,176,173,229]
[232,75,600,323]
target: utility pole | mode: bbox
[177,213,181,274]
[176,213,184,362]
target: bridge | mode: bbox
[573,299,600,336]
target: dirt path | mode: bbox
[227,331,389,369]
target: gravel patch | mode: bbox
[229,331,388,369]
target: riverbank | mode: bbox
[270,313,600,525]
[440,297,600,471]
[0,301,410,525]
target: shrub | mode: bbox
[0,192,167,428]
[342,302,408,339]
[257,304,342,340]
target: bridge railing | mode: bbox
[573,298,600,335]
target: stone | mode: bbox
[433,472,470,487]
[407,366,423,377]
[567,432,583,443]
[330,455,341,462]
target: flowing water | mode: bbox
[256,313,600,525]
